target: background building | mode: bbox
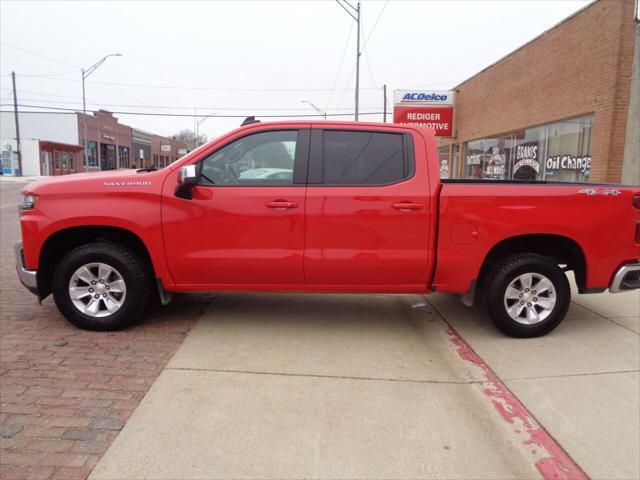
[437,0,639,185]
[151,134,188,169]
[1,110,187,176]
[131,128,152,169]
[77,110,132,171]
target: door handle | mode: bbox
[266,200,298,209]
[392,202,423,211]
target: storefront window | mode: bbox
[69,152,76,170]
[86,141,98,167]
[62,152,69,170]
[465,139,484,180]
[451,144,460,179]
[54,151,61,170]
[512,126,544,181]
[462,114,594,182]
[480,135,512,180]
[118,146,130,168]
[437,146,450,179]
[543,115,593,182]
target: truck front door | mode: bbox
[162,128,309,287]
[304,128,431,289]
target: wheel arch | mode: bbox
[476,234,587,296]
[37,225,155,300]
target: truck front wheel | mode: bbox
[52,242,151,331]
[484,254,570,337]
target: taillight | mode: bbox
[633,193,640,210]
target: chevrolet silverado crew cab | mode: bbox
[15,120,640,337]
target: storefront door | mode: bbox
[41,151,51,176]
[101,144,117,170]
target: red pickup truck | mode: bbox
[15,120,640,337]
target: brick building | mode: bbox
[150,134,188,169]
[437,0,639,184]
[1,110,188,176]
[77,110,187,171]
[78,110,132,171]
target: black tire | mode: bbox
[484,253,570,338]
[52,242,151,331]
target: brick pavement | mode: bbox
[0,181,211,480]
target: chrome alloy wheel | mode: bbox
[68,262,127,317]
[503,272,556,325]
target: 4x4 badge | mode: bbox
[578,188,621,196]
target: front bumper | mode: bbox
[610,261,640,293]
[14,241,38,296]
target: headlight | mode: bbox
[19,194,38,211]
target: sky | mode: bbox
[1,0,592,141]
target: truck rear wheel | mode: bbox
[52,242,151,331]
[484,254,570,337]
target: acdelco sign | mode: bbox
[393,89,455,136]
[394,89,454,106]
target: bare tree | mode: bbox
[173,129,207,150]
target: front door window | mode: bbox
[199,131,297,186]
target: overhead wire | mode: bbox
[326,19,355,112]
[1,104,385,118]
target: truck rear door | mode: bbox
[303,127,431,289]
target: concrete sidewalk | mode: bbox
[428,287,640,480]
[90,294,542,480]
[90,290,639,480]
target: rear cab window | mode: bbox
[309,129,414,185]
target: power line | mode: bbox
[1,104,385,118]
[0,87,81,99]
[360,11,379,88]
[92,73,152,107]
[360,0,390,89]
[365,0,389,43]
[0,97,382,111]
[0,41,80,69]
[326,20,355,112]
[335,64,356,110]
[6,74,382,92]
[10,70,80,78]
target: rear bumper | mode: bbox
[610,261,640,293]
[14,241,38,296]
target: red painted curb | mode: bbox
[443,326,590,480]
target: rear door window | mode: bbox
[317,130,411,185]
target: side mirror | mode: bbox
[175,164,199,199]
[178,165,198,185]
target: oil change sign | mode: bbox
[393,90,455,137]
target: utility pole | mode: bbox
[336,0,361,121]
[11,72,23,176]
[383,84,387,123]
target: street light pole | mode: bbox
[196,113,217,147]
[336,0,361,121]
[301,100,327,119]
[82,68,88,168]
[81,53,122,168]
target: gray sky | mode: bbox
[1,0,591,141]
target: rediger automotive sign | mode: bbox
[393,89,455,137]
